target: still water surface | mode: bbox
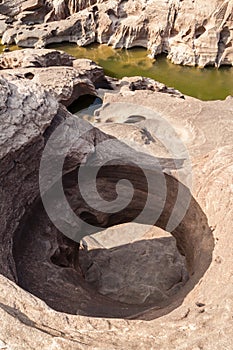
[48,43,233,101]
[1,42,233,100]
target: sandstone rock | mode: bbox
[0,50,110,105]
[0,48,108,86]
[0,65,97,105]
[45,0,97,21]
[73,58,110,88]
[117,76,184,98]
[0,76,58,280]
[0,56,232,349]
[2,11,96,48]
[0,14,8,36]
[80,225,188,305]
[0,48,75,69]
[21,0,44,12]
[2,0,233,67]
[0,0,24,17]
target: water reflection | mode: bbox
[48,43,233,101]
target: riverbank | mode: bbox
[1,1,233,69]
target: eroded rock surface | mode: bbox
[80,226,189,305]
[2,0,233,67]
[0,49,109,105]
[111,76,184,98]
[0,48,75,69]
[0,76,58,280]
[0,65,97,105]
[0,50,232,349]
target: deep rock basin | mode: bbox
[0,71,216,321]
[12,160,214,319]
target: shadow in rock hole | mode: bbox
[13,166,214,320]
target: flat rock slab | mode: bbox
[80,224,188,305]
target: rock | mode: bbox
[0,55,232,349]
[0,14,8,36]
[1,0,233,67]
[0,49,108,85]
[0,50,111,105]
[0,0,24,17]
[80,225,188,305]
[2,11,96,48]
[73,58,110,88]
[117,76,184,98]
[0,48,75,69]
[45,0,97,21]
[21,0,44,12]
[0,76,58,280]
[0,65,97,106]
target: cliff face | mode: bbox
[1,0,233,67]
[45,0,98,21]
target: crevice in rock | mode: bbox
[216,26,231,66]
[68,93,103,121]
[194,25,206,39]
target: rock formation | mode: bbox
[1,0,233,67]
[0,48,75,68]
[0,48,109,105]
[0,47,232,348]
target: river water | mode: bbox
[1,42,233,101]
[48,43,233,101]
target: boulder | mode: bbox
[0,65,97,105]
[0,48,75,69]
[0,50,110,105]
[117,76,184,98]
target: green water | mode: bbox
[1,42,233,100]
[0,44,21,54]
[47,43,233,101]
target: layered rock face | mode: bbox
[1,0,233,67]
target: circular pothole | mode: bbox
[12,164,214,319]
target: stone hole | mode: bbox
[12,164,214,319]
[24,72,35,80]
